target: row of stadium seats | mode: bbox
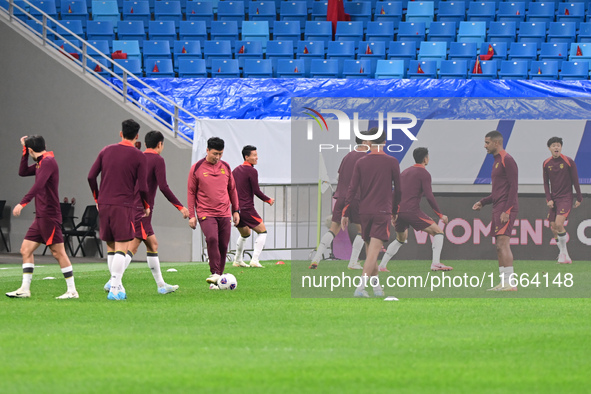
[91,57,591,79]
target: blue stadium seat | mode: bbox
[309,59,339,78]
[186,1,214,29]
[87,20,115,43]
[235,40,264,68]
[559,60,589,79]
[374,1,403,26]
[417,41,447,67]
[243,58,273,77]
[517,21,547,49]
[242,21,269,50]
[178,58,207,77]
[148,21,177,49]
[344,1,372,29]
[91,1,119,25]
[54,39,81,55]
[86,57,111,77]
[342,59,373,78]
[203,40,233,69]
[498,60,529,79]
[578,22,591,43]
[117,21,145,48]
[457,22,487,45]
[529,60,559,79]
[179,21,207,44]
[280,1,307,29]
[556,2,585,27]
[27,19,56,40]
[311,1,328,21]
[569,42,591,61]
[366,21,395,42]
[387,41,416,70]
[273,21,300,43]
[217,1,245,27]
[397,22,426,48]
[56,20,85,42]
[335,21,364,47]
[122,1,150,30]
[297,40,325,76]
[357,41,386,73]
[61,0,89,29]
[327,40,356,75]
[211,21,239,50]
[406,1,435,27]
[547,22,577,43]
[526,2,555,25]
[509,42,538,67]
[154,1,182,26]
[211,58,241,77]
[539,42,568,68]
[249,1,277,32]
[145,58,175,77]
[497,2,525,26]
[143,40,171,62]
[407,59,437,78]
[427,21,457,44]
[276,59,306,77]
[449,42,478,61]
[87,39,110,60]
[468,59,498,78]
[374,59,406,78]
[487,21,517,44]
[305,21,332,48]
[30,0,58,19]
[439,59,468,78]
[266,40,294,75]
[436,1,465,24]
[112,40,141,60]
[467,2,496,28]
[174,40,202,71]
[480,42,508,66]
[113,58,142,75]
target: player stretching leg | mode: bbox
[472,131,519,291]
[379,148,452,272]
[543,137,582,264]
[310,136,366,270]
[232,146,275,268]
[6,136,78,299]
[104,131,189,294]
[342,129,401,298]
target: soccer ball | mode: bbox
[218,273,237,290]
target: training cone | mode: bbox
[276,261,285,265]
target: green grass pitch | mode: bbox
[1,260,590,393]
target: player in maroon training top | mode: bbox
[378,147,451,273]
[543,137,583,264]
[188,137,240,287]
[232,145,275,268]
[104,131,190,295]
[88,119,150,301]
[473,131,519,291]
[310,136,366,270]
[342,128,401,298]
[6,135,78,300]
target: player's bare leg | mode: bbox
[347,224,364,270]
[234,226,251,267]
[552,215,572,264]
[488,235,517,291]
[249,222,268,268]
[310,221,341,269]
[49,243,78,299]
[355,237,384,298]
[379,230,407,272]
[6,240,38,298]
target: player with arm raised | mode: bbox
[472,131,519,291]
[543,137,582,264]
[104,131,189,294]
[187,137,240,287]
[378,147,451,273]
[342,128,401,298]
[6,135,78,299]
[310,136,366,270]
[88,119,150,301]
[232,145,275,268]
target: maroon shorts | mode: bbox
[134,210,155,240]
[237,208,263,229]
[360,213,391,242]
[99,204,135,242]
[332,197,360,224]
[492,208,518,237]
[547,198,572,222]
[395,210,436,233]
[25,217,63,246]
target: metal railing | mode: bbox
[0,0,197,144]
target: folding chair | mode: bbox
[0,200,10,252]
[62,205,103,257]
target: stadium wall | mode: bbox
[0,22,193,262]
